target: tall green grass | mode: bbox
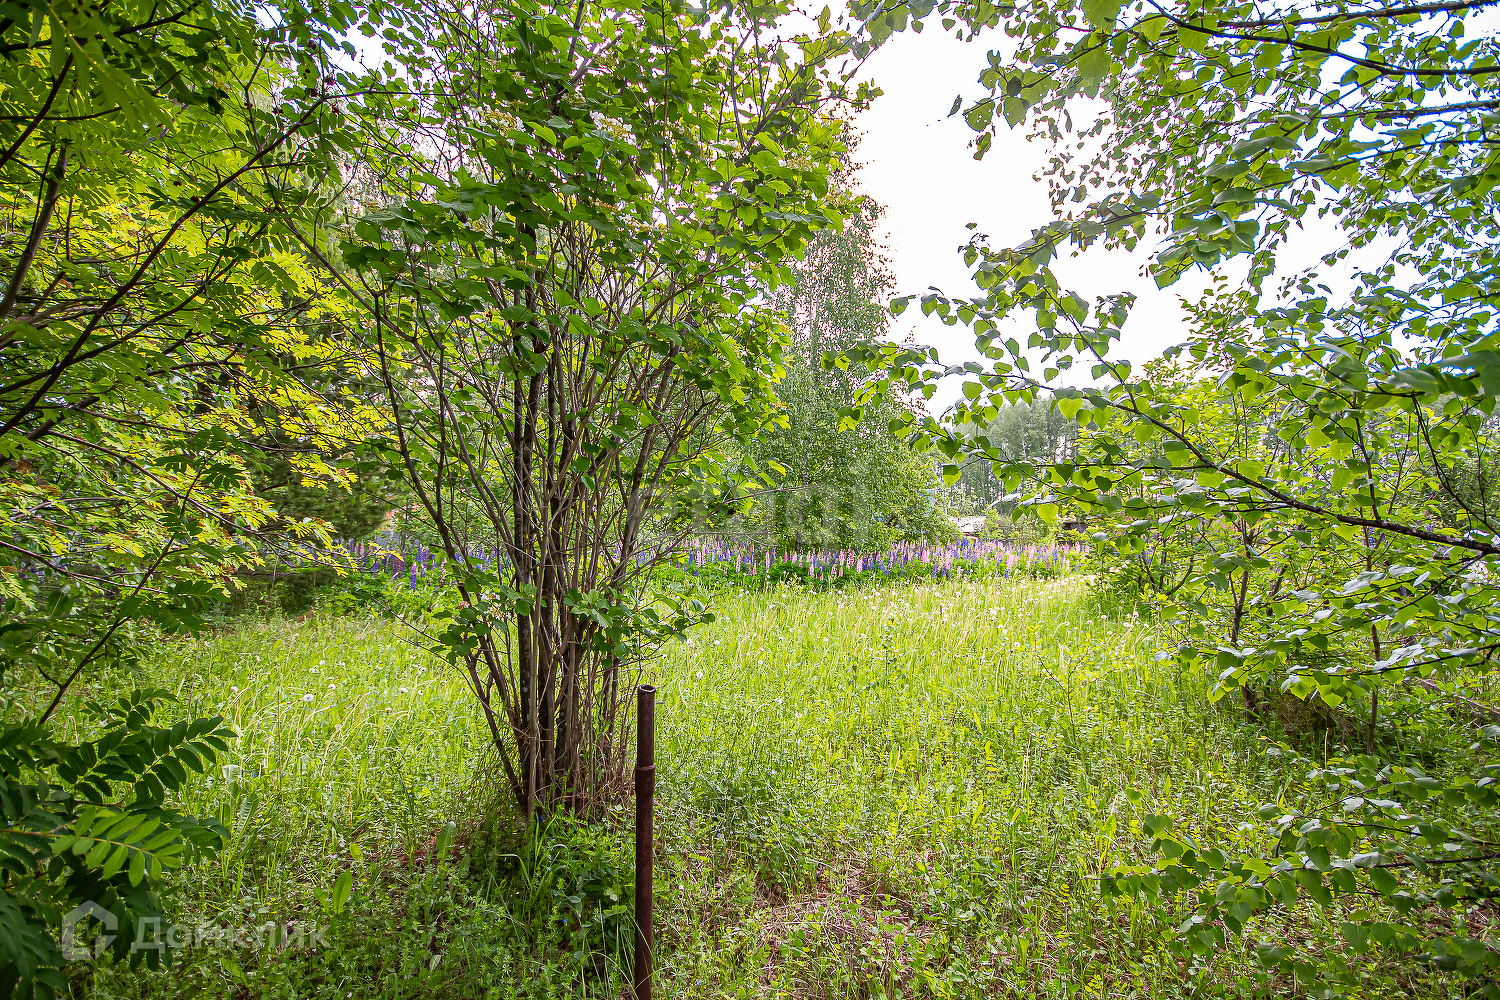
[163,618,487,888]
[71,577,1456,998]
[648,578,1267,998]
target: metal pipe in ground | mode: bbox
[633,685,655,1000]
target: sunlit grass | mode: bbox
[643,577,1286,998]
[74,576,1450,999]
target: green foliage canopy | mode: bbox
[0,0,402,990]
[844,0,1500,988]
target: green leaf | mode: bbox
[1076,43,1110,94]
[332,870,353,914]
[1081,0,1123,31]
[1179,25,1210,54]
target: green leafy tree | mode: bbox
[0,0,399,989]
[950,398,1077,514]
[312,0,880,815]
[843,0,1500,988]
[244,342,395,547]
[731,175,952,550]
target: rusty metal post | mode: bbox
[633,685,655,1000]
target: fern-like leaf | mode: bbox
[48,807,188,886]
[0,889,68,1000]
[57,716,235,807]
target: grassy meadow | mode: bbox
[68,576,1463,999]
